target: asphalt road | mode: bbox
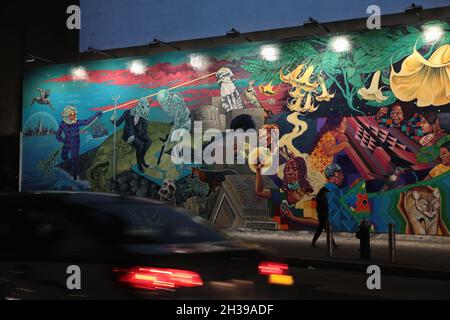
[271,267,450,300]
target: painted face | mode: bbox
[285,160,298,184]
[330,170,344,186]
[390,106,404,125]
[440,147,450,166]
[420,116,433,134]
[62,106,78,125]
[338,117,348,134]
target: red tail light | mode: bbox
[258,261,294,286]
[258,262,289,276]
[115,267,203,291]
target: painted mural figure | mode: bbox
[425,141,450,180]
[216,67,243,112]
[418,113,447,147]
[156,89,191,142]
[309,112,351,174]
[375,105,421,140]
[400,186,445,235]
[31,88,55,111]
[255,156,318,229]
[111,98,151,173]
[56,106,102,180]
[322,164,357,232]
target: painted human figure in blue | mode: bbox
[323,163,358,233]
[56,106,102,180]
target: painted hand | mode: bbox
[127,135,135,144]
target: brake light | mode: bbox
[258,262,288,275]
[116,267,203,291]
[258,261,294,286]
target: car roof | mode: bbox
[0,191,166,206]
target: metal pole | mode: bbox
[18,132,23,192]
[326,221,333,257]
[388,223,396,264]
[112,95,120,182]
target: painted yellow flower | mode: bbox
[259,81,279,96]
[390,44,450,107]
[358,70,388,103]
[298,65,320,92]
[315,77,335,102]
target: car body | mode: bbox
[0,192,290,300]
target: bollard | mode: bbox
[326,221,333,257]
[388,223,396,264]
[356,218,371,259]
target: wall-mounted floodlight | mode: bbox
[25,54,55,64]
[71,66,88,81]
[423,25,444,43]
[87,47,117,58]
[129,60,147,75]
[330,36,351,53]
[405,3,423,20]
[150,38,181,51]
[260,45,280,62]
[303,17,330,33]
[226,28,252,42]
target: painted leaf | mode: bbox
[356,32,423,73]
[347,73,363,89]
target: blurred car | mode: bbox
[0,192,293,300]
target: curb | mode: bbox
[226,228,450,245]
[278,256,450,281]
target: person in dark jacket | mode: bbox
[111,98,152,173]
[311,164,344,248]
[311,187,337,248]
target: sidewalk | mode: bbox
[225,229,450,280]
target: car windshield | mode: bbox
[90,203,226,245]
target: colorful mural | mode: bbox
[22,21,450,235]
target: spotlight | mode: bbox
[71,66,88,81]
[129,60,146,75]
[189,54,210,72]
[260,45,280,62]
[330,36,351,53]
[423,25,444,43]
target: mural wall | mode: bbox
[22,21,450,235]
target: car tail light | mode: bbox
[115,267,203,291]
[258,262,288,275]
[258,262,294,286]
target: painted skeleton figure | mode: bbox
[157,89,191,142]
[216,67,243,112]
